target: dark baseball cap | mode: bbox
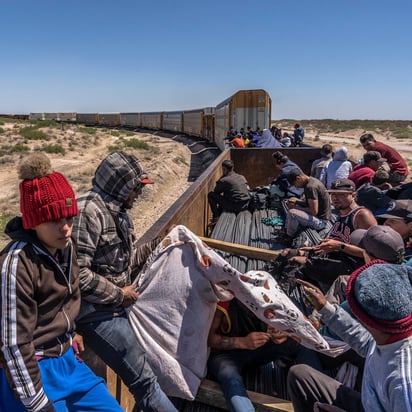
[328,179,356,193]
[350,226,405,263]
[376,199,412,221]
[363,151,387,164]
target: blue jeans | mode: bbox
[286,208,327,237]
[207,338,323,412]
[77,315,177,412]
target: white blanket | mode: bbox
[127,225,345,399]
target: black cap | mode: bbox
[328,179,356,193]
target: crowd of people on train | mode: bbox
[226,123,305,148]
[207,133,412,411]
[0,130,411,412]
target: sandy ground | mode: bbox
[0,123,193,247]
[0,122,411,249]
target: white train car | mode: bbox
[214,89,271,150]
[162,111,183,133]
[29,113,44,121]
[57,112,77,122]
[120,113,141,128]
[141,112,162,130]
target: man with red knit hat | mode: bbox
[0,153,121,412]
[287,263,412,412]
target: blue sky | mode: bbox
[2,1,412,119]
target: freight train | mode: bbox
[29,89,272,151]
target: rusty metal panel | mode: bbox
[163,111,183,133]
[141,112,162,130]
[98,113,120,127]
[76,113,98,126]
[120,113,141,128]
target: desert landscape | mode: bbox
[1,118,411,249]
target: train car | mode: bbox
[76,113,99,126]
[214,89,272,151]
[120,112,142,128]
[106,145,321,411]
[162,111,183,133]
[29,113,44,121]
[182,107,215,140]
[42,113,59,121]
[98,113,121,128]
[140,112,163,130]
[57,112,77,122]
[0,114,29,120]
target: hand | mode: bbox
[296,279,327,311]
[122,284,139,307]
[241,332,270,350]
[72,334,84,353]
[285,198,297,209]
[314,239,341,254]
[267,326,288,344]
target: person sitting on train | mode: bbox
[356,169,392,215]
[229,133,246,148]
[248,127,262,147]
[207,160,251,223]
[255,128,282,148]
[271,151,303,197]
[72,151,178,412]
[288,262,412,412]
[348,150,390,189]
[310,144,333,180]
[280,132,292,147]
[207,298,325,412]
[319,146,353,189]
[284,168,332,239]
[360,133,409,184]
[292,122,305,146]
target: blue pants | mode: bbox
[1,349,121,412]
[207,338,323,412]
[77,315,177,412]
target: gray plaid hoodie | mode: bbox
[73,151,144,322]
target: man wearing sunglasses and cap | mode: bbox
[72,151,178,412]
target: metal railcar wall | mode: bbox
[120,113,141,128]
[76,113,99,126]
[140,112,162,130]
[98,113,121,127]
[162,111,183,133]
[183,109,204,138]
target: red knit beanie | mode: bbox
[18,153,78,229]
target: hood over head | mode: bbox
[333,146,349,161]
[93,151,153,203]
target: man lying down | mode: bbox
[127,225,349,400]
